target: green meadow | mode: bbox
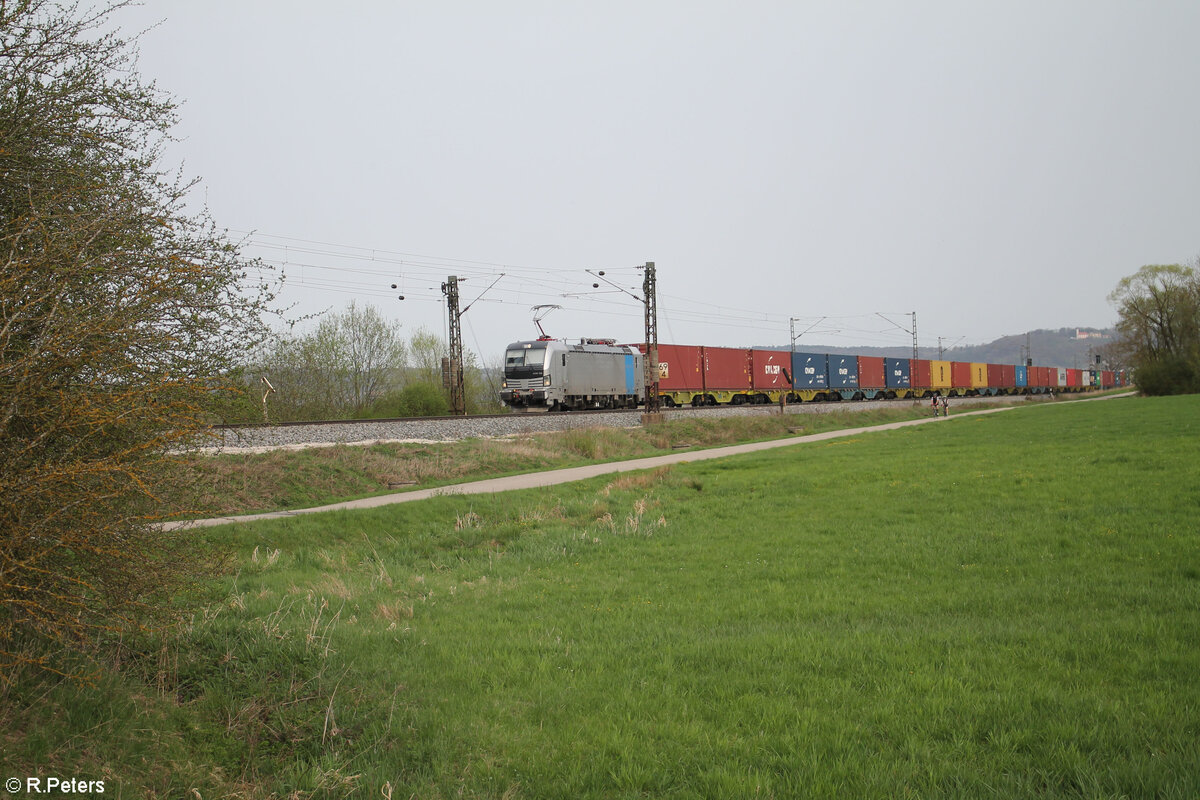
[3,395,1198,798]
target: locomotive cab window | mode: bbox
[505,345,547,375]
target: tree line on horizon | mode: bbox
[219,301,502,423]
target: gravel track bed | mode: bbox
[204,395,1053,454]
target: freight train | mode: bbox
[500,338,1127,411]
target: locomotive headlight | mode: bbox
[501,379,508,388]
[544,375,552,386]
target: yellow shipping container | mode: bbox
[930,360,952,388]
[971,362,989,388]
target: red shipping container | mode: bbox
[1102,370,1115,388]
[654,344,705,393]
[910,359,932,390]
[987,363,1003,388]
[751,349,790,391]
[951,361,972,389]
[702,346,751,392]
[1067,369,1079,387]
[999,364,1015,388]
[857,356,886,389]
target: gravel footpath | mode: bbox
[203,394,1057,454]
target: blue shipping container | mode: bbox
[828,355,859,388]
[1015,365,1028,387]
[791,351,828,389]
[884,357,911,389]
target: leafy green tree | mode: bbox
[404,326,499,414]
[248,318,501,421]
[0,0,276,675]
[1109,263,1200,395]
[406,325,446,386]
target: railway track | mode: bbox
[202,394,1058,454]
[213,407,630,431]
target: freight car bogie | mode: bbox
[555,393,640,411]
[735,393,773,405]
[651,392,696,407]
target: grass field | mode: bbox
[2,394,1198,798]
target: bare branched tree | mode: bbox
[1,0,276,676]
[254,301,406,419]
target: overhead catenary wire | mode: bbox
[230,229,963,351]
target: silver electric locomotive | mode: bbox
[501,338,644,411]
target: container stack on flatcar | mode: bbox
[752,348,790,404]
[884,358,911,398]
[792,351,830,401]
[500,336,1111,411]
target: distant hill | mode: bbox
[758,328,1115,369]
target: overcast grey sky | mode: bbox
[118,1,1200,356]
